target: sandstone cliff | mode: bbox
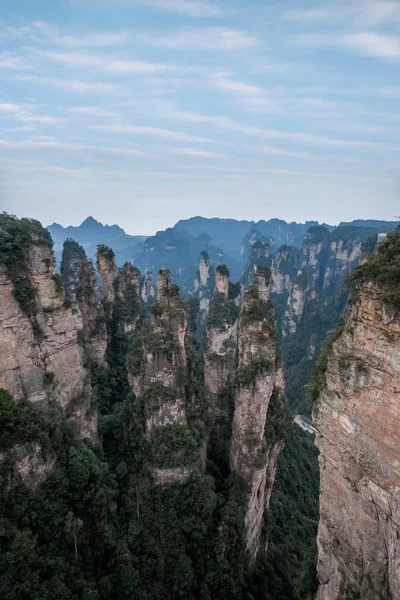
[96,246,141,334]
[0,216,97,440]
[61,239,107,366]
[204,264,239,470]
[314,232,400,599]
[193,250,214,319]
[230,265,283,562]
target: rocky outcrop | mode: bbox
[127,269,198,485]
[230,266,283,562]
[97,247,141,334]
[0,217,97,439]
[314,280,400,599]
[61,240,107,365]
[271,245,300,295]
[97,245,119,304]
[204,264,239,469]
[193,251,214,317]
[140,271,155,304]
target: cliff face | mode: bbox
[96,247,141,335]
[61,240,107,366]
[230,266,283,562]
[193,250,214,318]
[314,277,400,598]
[0,217,96,439]
[204,265,239,469]
[140,271,155,304]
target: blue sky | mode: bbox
[1,0,399,234]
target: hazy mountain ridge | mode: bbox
[48,216,395,292]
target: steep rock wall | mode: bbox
[204,264,239,469]
[230,266,283,562]
[61,239,107,366]
[314,281,400,599]
[0,223,96,439]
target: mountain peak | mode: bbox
[80,216,100,227]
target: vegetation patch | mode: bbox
[236,357,272,387]
[0,213,53,317]
[207,291,239,330]
[149,424,200,468]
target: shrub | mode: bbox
[236,357,272,387]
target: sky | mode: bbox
[1,0,399,234]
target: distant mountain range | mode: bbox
[47,215,398,293]
[48,216,147,266]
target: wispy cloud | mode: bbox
[283,1,400,26]
[245,144,316,159]
[0,52,25,69]
[124,0,224,18]
[155,103,400,151]
[92,122,213,142]
[68,106,118,117]
[4,21,128,47]
[36,49,175,73]
[0,138,146,157]
[297,31,400,60]
[340,32,400,59]
[0,101,61,124]
[15,74,120,94]
[141,27,257,50]
[210,72,277,111]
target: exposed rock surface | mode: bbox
[61,239,107,365]
[96,247,141,334]
[193,250,214,317]
[140,271,155,304]
[204,264,239,468]
[314,281,400,599]
[97,246,119,304]
[0,224,96,439]
[230,266,282,562]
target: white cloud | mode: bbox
[0,138,146,157]
[341,32,400,59]
[124,0,224,18]
[15,74,120,94]
[4,21,128,47]
[283,1,400,26]
[141,27,257,50]
[210,72,277,111]
[0,101,62,124]
[155,103,400,151]
[92,122,213,143]
[68,106,118,117]
[0,103,20,113]
[0,52,25,69]
[245,144,316,159]
[297,31,400,60]
[37,50,175,73]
